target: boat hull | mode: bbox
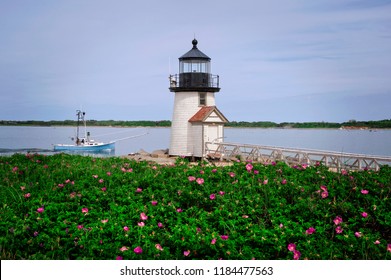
[54,142,115,152]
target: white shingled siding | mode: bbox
[169,91,218,156]
[169,91,215,156]
[190,124,203,157]
[206,92,216,106]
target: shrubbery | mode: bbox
[0,153,390,260]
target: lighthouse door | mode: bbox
[205,124,220,152]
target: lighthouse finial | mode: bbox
[192,38,198,49]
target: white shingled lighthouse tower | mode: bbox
[169,39,228,158]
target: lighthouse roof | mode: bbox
[179,39,211,61]
[189,106,228,123]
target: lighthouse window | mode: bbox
[199,93,206,106]
[180,60,210,73]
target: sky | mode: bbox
[0,0,390,123]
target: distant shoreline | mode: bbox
[1,119,391,129]
[1,125,391,131]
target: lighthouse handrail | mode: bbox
[204,141,391,171]
[169,73,219,89]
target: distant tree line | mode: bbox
[1,119,390,128]
[227,119,391,129]
[0,120,171,127]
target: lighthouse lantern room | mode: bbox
[169,39,228,158]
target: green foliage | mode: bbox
[0,120,172,127]
[0,154,390,260]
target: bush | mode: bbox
[0,153,390,260]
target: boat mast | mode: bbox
[82,111,87,140]
[76,110,85,145]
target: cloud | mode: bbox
[0,0,390,122]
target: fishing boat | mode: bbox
[54,110,115,152]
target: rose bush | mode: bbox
[0,153,390,260]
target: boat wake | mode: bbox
[0,148,55,154]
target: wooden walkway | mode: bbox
[204,142,391,171]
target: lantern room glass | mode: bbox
[180,60,210,74]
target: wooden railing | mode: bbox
[204,142,391,171]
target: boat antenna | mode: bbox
[76,110,81,145]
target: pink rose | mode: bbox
[155,244,163,251]
[335,226,343,234]
[188,176,196,182]
[245,163,253,172]
[287,243,296,252]
[196,178,204,185]
[333,216,343,225]
[305,227,316,235]
[140,212,148,220]
[119,246,128,252]
[321,191,329,198]
[220,235,229,240]
[361,212,368,218]
[133,246,143,254]
[293,250,301,260]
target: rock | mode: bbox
[137,149,150,156]
[152,149,168,155]
[151,149,169,158]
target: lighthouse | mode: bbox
[169,39,228,158]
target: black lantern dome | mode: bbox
[169,39,220,92]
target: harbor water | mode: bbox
[0,126,390,157]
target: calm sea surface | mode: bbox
[0,126,390,157]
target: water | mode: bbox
[0,126,390,157]
[224,127,391,156]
